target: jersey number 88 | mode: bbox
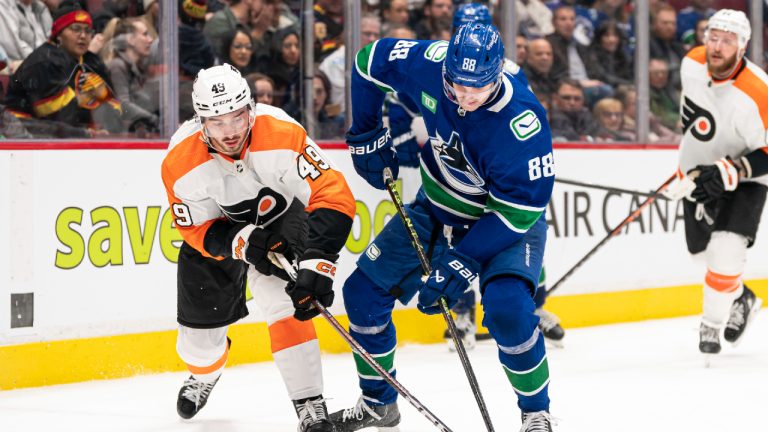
[528,152,554,181]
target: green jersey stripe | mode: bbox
[503,356,550,395]
[488,191,546,212]
[355,41,394,93]
[420,165,484,219]
[486,194,542,232]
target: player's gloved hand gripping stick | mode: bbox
[273,253,455,432]
[382,168,496,432]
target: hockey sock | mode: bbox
[483,276,550,412]
[343,270,399,405]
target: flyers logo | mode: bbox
[681,96,716,141]
[316,262,336,276]
[234,237,246,260]
[219,187,288,225]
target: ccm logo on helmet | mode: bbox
[213,98,233,106]
[315,262,336,276]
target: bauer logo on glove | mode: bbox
[349,128,392,155]
[418,250,480,315]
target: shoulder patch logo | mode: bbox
[510,110,541,141]
[421,92,437,114]
[681,96,716,141]
[424,41,448,62]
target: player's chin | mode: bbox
[460,102,481,112]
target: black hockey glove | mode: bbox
[231,224,294,281]
[285,249,338,321]
[690,157,740,204]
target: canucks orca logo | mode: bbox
[219,187,288,226]
[430,131,485,195]
[681,96,716,141]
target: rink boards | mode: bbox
[1,143,766,389]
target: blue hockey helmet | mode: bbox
[453,3,492,29]
[443,23,504,101]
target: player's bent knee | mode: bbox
[343,269,394,326]
[706,231,748,275]
[176,325,229,366]
[481,276,537,345]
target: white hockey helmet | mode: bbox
[706,9,751,49]
[192,64,252,118]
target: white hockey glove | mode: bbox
[661,172,697,201]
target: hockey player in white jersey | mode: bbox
[673,9,767,357]
[161,64,356,431]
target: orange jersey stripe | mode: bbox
[186,342,229,375]
[733,66,768,130]
[685,46,706,65]
[251,110,356,219]
[303,149,356,219]
[268,316,317,353]
[704,269,741,293]
[161,132,224,259]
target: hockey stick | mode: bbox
[382,168,496,432]
[274,254,454,432]
[555,177,667,199]
[547,173,677,295]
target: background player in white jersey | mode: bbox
[672,10,768,357]
[161,64,355,431]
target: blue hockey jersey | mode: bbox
[350,38,554,263]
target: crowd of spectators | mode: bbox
[0,0,754,142]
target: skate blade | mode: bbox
[358,427,400,431]
[730,297,763,347]
[703,354,715,368]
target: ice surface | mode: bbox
[1,313,766,432]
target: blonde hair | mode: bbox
[593,98,624,128]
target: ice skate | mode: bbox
[535,308,565,348]
[520,410,554,432]
[724,285,762,346]
[699,323,721,367]
[444,306,477,351]
[176,375,220,419]
[329,396,400,431]
[294,395,336,432]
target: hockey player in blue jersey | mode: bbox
[329,24,555,431]
[387,2,565,352]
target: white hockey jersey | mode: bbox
[161,103,355,259]
[679,46,768,186]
